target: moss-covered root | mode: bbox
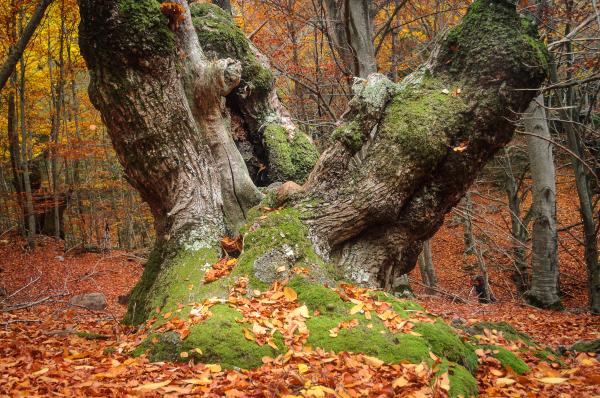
[437,361,479,398]
[124,242,222,326]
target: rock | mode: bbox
[70,293,107,311]
[276,181,303,205]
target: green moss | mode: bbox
[305,315,431,364]
[134,305,281,368]
[289,276,349,314]
[413,320,478,372]
[368,290,426,317]
[571,339,600,354]
[117,0,174,59]
[481,345,529,375]
[468,322,533,345]
[534,348,566,367]
[332,121,365,152]
[262,124,319,183]
[190,3,274,94]
[236,207,332,287]
[75,332,110,340]
[441,0,548,80]
[380,77,468,171]
[124,243,221,325]
[437,360,479,398]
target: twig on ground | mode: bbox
[414,282,469,304]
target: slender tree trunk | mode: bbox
[462,193,475,255]
[0,0,54,91]
[18,41,36,249]
[78,0,547,362]
[324,0,377,78]
[502,149,530,295]
[550,15,600,313]
[418,239,437,294]
[523,95,560,308]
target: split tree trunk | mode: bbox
[523,95,560,308]
[78,0,548,359]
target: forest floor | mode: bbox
[1,178,599,397]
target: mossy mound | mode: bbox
[437,360,479,398]
[481,345,529,375]
[128,207,481,396]
[467,321,534,345]
[134,305,283,368]
[413,320,479,372]
[570,339,600,354]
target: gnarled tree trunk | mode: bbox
[78,0,547,376]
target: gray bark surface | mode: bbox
[324,0,377,78]
[523,95,560,308]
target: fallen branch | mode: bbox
[0,319,42,327]
[414,282,469,304]
[2,293,66,312]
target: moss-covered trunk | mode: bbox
[78,0,547,395]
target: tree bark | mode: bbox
[324,0,377,78]
[418,239,437,294]
[523,95,560,308]
[78,0,548,362]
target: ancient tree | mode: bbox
[77,0,547,384]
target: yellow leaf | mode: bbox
[180,351,189,358]
[193,348,203,355]
[298,363,309,374]
[363,356,384,368]
[290,305,310,318]
[181,378,211,385]
[226,258,237,266]
[495,377,516,386]
[392,376,408,388]
[134,380,172,391]
[538,377,568,384]
[163,312,172,319]
[349,302,363,315]
[490,368,504,376]
[243,328,255,341]
[32,368,49,377]
[438,372,450,391]
[206,364,222,373]
[283,287,298,301]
